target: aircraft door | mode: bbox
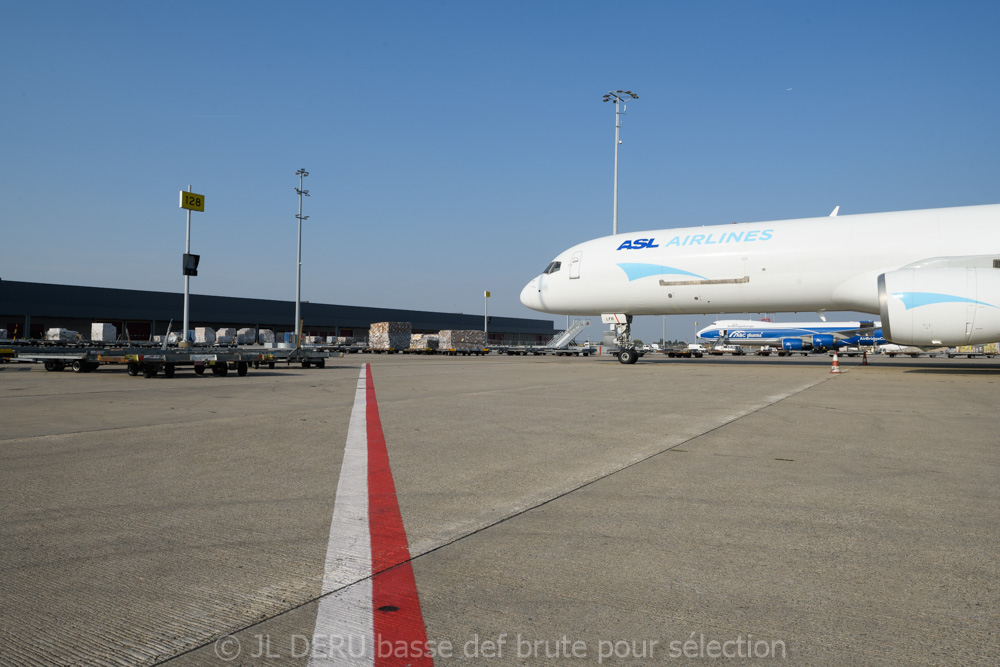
[569,251,582,279]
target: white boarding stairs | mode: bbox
[546,319,589,349]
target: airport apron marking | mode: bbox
[309,364,430,666]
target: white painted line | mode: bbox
[309,367,373,666]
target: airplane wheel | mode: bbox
[617,348,638,365]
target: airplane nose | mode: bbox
[520,277,541,311]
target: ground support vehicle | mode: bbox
[708,345,745,356]
[495,345,595,357]
[548,346,593,357]
[403,346,491,356]
[8,342,275,378]
[947,344,999,359]
[101,350,274,377]
[664,344,705,358]
[266,345,331,368]
[6,343,108,373]
[440,347,490,356]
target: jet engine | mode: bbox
[780,334,835,352]
[878,268,1000,345]
[811,334,835,351]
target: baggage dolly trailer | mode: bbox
[96,350,275,378]
[10,343,274,378]
[267,345,331,369]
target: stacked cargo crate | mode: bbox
[91,323,117,342]
[216,328,237,344]
[194,327,216,344]
[438,330,486,351]
[369,322,411,351]
[46,328,79,341]
[410,333,440,351]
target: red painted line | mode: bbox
[366,365,432,665]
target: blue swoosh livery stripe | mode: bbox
[617,263,707,282]
[892,292,997,310]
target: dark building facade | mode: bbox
[0,280,555,345]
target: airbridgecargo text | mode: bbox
[218,632,787,662]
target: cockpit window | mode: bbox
[544,261,561,274]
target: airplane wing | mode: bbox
[821,321,879,339]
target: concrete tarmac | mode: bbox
[1,354,997,665]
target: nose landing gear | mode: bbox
[617,347,639,364]
[605,314,639,365]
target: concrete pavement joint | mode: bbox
[159,372,838,664]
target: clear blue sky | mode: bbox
[3,1,998,342]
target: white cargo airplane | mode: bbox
[520,204,1000,364]
[696,319,885,353]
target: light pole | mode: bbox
[294,168,310,347]
[182,185,193,346]
[484,290,490,343]
[178,185,205,347]
[602,90,638,235]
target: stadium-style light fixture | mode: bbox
[602,90,639,235]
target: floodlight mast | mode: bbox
[602,90,638,235]
[294,168,310,347]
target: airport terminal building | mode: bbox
[0,280,556,345]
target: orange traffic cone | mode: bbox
[862,351,868,366]
[830,351,842,373]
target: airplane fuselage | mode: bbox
[697,320,885,347]
[520,204,1000,319]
